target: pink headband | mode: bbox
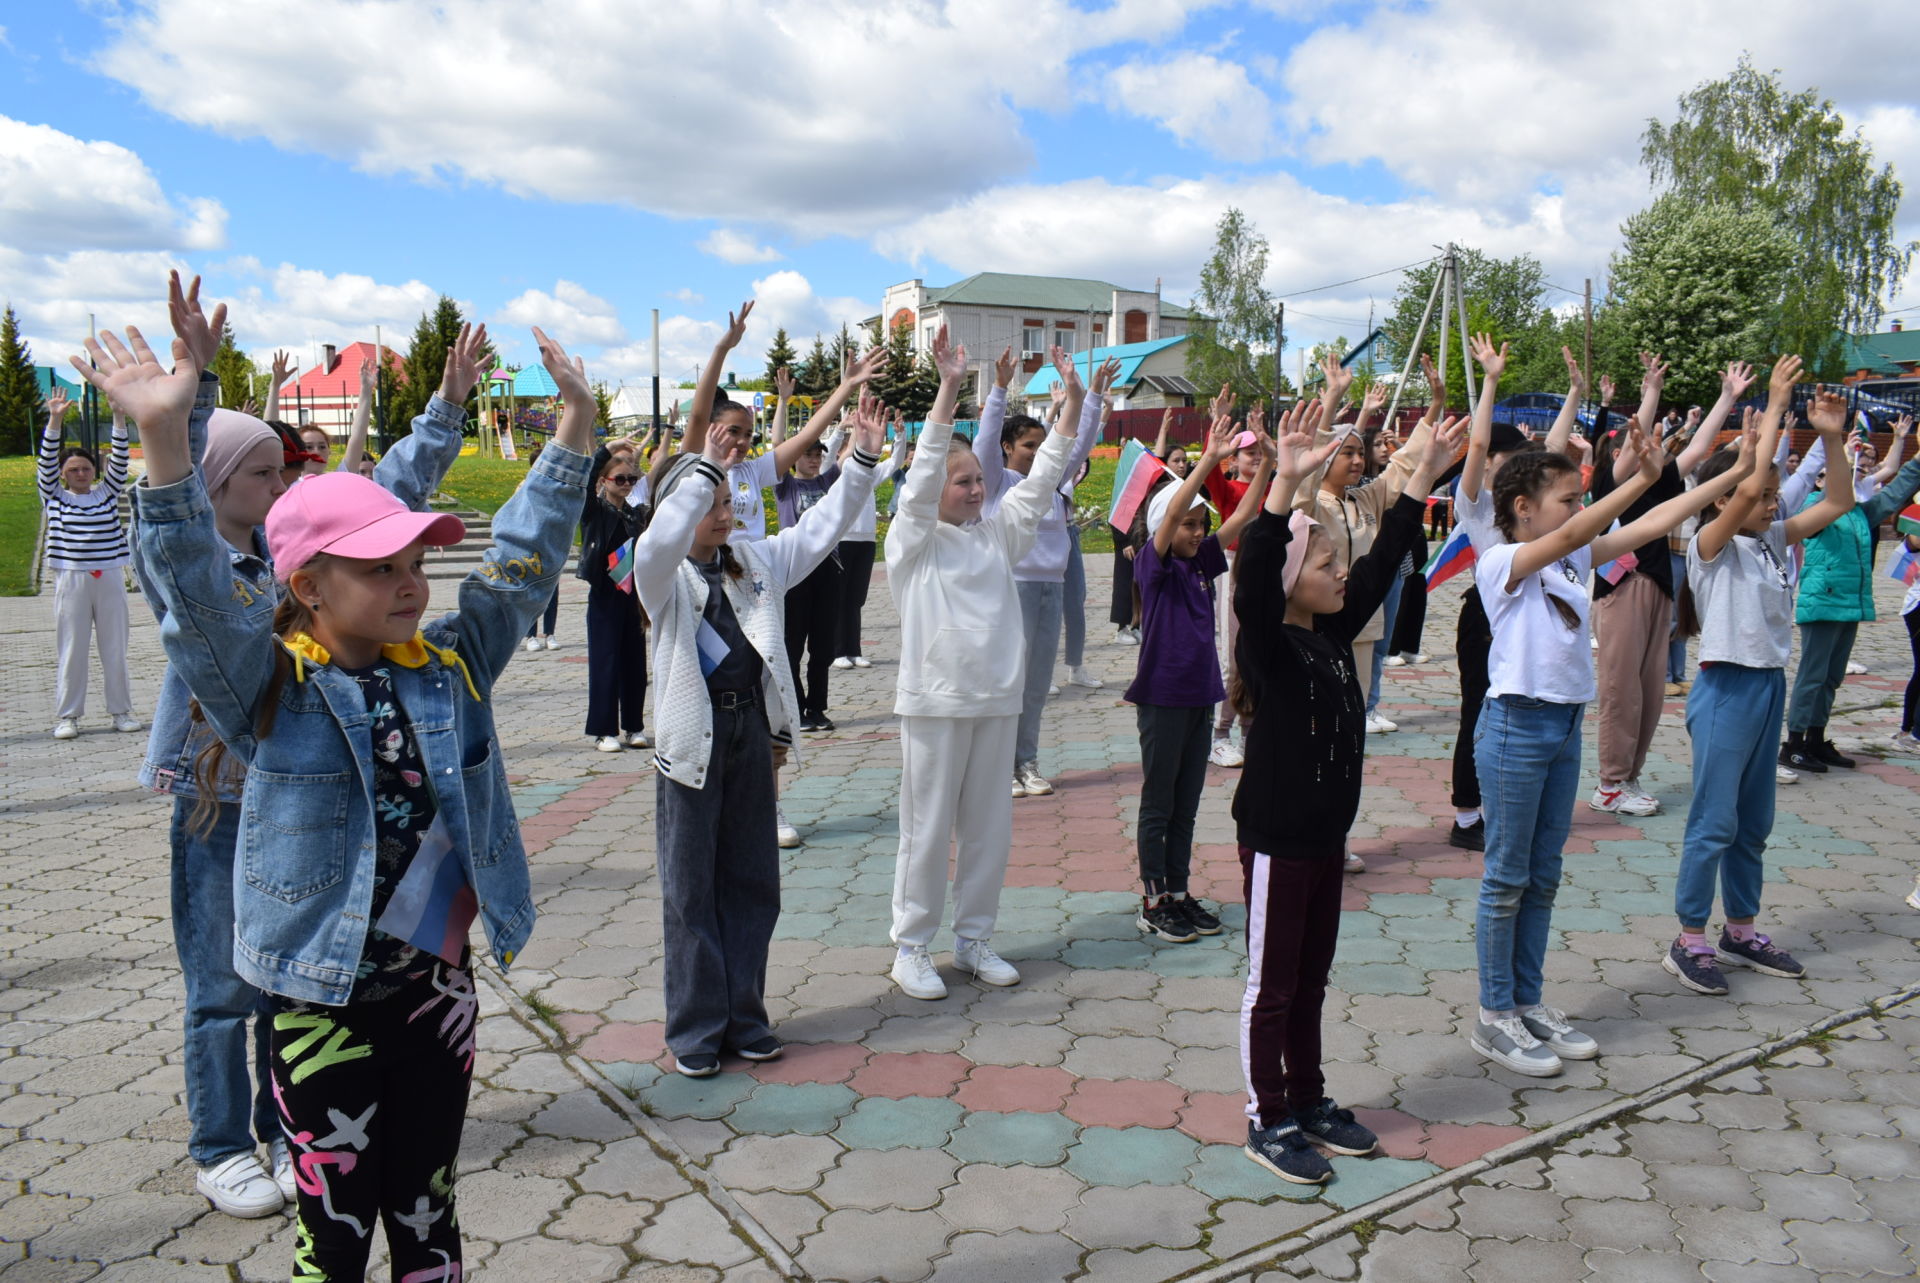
[1282,511,1320,599]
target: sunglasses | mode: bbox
[608,474,640,485]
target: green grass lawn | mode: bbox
[0,457,43,595]
[436,455,531,515]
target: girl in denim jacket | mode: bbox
[83,310,594,1283]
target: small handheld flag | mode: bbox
[1108,439,1167,533]
[607,541,635,594]
[1596,550,1639,586]
[1424,527,1475,589]
[1897,502,1920,540]
[1888,542,1920,588]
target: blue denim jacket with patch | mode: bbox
[134,437,591,1004]
[135,388,468,801]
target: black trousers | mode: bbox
[835,540,875,660]
[524,587,559,638]
[270,961,475,1282]
[1110,547,1137,627]
[585,585,648,737]
[785,555,843,717]
[1452,588,1492,809]
[1390,570,1427,656]
[1136,703,1211,894]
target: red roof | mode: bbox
[281,342,404,398]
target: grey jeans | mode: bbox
[655,691,781,1059]
[1015,579,1065,767]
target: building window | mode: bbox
[1124,309,1148,343]
[924,325,937,352]
[1055,321,1077,352]
[1021,323,1045,356]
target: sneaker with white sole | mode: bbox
[1010,772,1028,799]
[1047,684,1060,696]
[1776,764,1800,785]
[1470,1015,1563,1076]
[524,637,544,652]
[1137,896,1198,943]
[1624,779,1661,812]
[544,636,560,650]
[1845,660,1868,675]
[111,714,144,733]
[1663,938,1728,995]
[891,945,947,1000]
[775,808,801,849]
[1589,784,1657,816]
[1891,731,1920,755]
[1343,851,1366,874]
[1016,763,1052,796]
[621,729,651,749]
[673,1052,720,1077]
[1208,738,1244,768]
[1364,712,1398,734]
[1114,626,1140,646]
[851,655,873,668]
[954,938,1019,986]
[196,1151,285,1218]
[594,736,623,752]
[1067,666,1104,689]
[1244,1120,1333,1185]
[267,1137,296,1202]
[1383,654,1407,667]
[831,656,854,669]
[1716,930,1804,978]
[1519,1004,1598,1059]
[52,718,79,740]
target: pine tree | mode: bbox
[873,321,917,412]
[764,327,798,388]
[798,336,832,396]
[825,330,853,394]
[207,323,255,410]
[390,296,469,439]
[0,305,45,456]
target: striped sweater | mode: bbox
[38,417,131,572]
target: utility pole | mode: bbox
[374,324,389,455]
[1273,303,1285,406]
[650,308,661,438]
[1583,278,1593,404]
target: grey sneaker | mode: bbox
[1662,938,1729,995]
[1244,1120,1333,1185]
[1015,763,1053,796]
[1469,1015,1563,1077]
[1520,1004,1598,1060]
[1716,930,1804,979]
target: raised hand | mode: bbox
[1091,357,1124,398]
[1423,415,1466,474]
[994,346,1018,389]
[533,327,591,407]
[720,300,754,351]
[843,346,887,388]
[70,326,198,438]
[1598,374,1616,406]
[238,397,260,417]
[166,271,226,374]
[1638,350,1670,395]
[775,365,795,400]
[1562,345,1586,397]
[271,349,292,387]
[1766,353,1804,404]
[1049,381,1067,410]
[1362,383,1387,416]
[1320,351,1353,404]
[1047,345,1084,396]
[1718,361,1754,402]
[1273,418,1345,484]
[930,324,969,383]
[1623,420,1660,483]
[847,389,887,457]
[1684,406,1703,429]
[1419,351,1447,412]
[667,400,681,427]
[1469,332,1508,381]
[46,389,70,423]
[1896,414,1914,441]
[359,352,377,400]
[437,322,490,403]
[1806,386,1848,434]
[1209,382,1233,424]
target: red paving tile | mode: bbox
[554,1012,603,1041]
[747,1040,871,1085]
[1420,1123,1532,1168]
[1062,1077,1189,1129]
[846,1051,972,1099]
[1352,1107,1427,1161]
[577,1020,666,1064]
[953,1065,1076,1114]
[1177,1091,1250,1145]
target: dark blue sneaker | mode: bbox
[1244,1120,1333,1185]
[1716,931,1805,979]
[673,1052,721,1078]
[1662,939,1729,995]
[1295,1098,1377,1156]
[734,1036,784,1062]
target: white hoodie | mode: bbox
[974,387,1103,583]
[886,420,1073,718]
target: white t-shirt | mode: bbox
[1477,541,1597,704]
[1688,521,1794,669]
[728,452,780,540]
[1455,480,1500,553]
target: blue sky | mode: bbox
[3,2,1914,392]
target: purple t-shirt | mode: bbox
[774,463,839,529]
[1125,535,1228,708]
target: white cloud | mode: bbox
[698,229,782,265]
[92,0,1197,239]
[596,315,722,387]
[1104,53,1279,160]
[667,287,705,305]
[222,262,446,356]
[0,115,227,254]
[491,279,627,346]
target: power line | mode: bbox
[1274,257,1439,301]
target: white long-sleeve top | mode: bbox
[888,420,1074,718]
[973,387,1102,583]
[634,450,880,788]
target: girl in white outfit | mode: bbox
[887,331,1086,999]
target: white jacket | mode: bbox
[974,387,1103,583]
[887,420,1073,718]
[635,451,881,788]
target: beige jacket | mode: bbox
[1294,419,1432,645]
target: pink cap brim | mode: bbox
[1232,431,1258,450]
[320,509,467,561]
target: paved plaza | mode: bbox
[1,527,1917,1281]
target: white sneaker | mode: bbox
[1469,1015,1563,1078]
[1343,851,1366,874]
[267,1138,296,1202]
[775,807,801,848]
[1519,1004,1599,1060]
[1383,654,1407,667]
[1589,784,1657,816]
[524,637,543,652]
[594,736,623,752]
[1907,880,1920,911]
[851,655,873,668]
[52,718,79,740]
[196,1152,284,1218]
[1208,738,1244,768]
[1845,660,1868,675]
[954,938,1019,986]
[1406,652,1429,664]
[620,730,651,749]
[543,636,560,650]
[832,656,854,669]
[111,714,144,733]
[1016,763,1052,796]
[1068,666,1104,689]
[1364,713,1398,734]
[1776,764,1800,785]
[1625,779,1661,812]
[1047,684,1060,696]
[1891,731,1920,755]
[891,946,947,1000]
[1010,772,1028,799]
[1114,626,1140,646]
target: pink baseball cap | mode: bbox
[1231,431,1259,451]
[267,472,466,582]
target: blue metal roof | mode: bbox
[1022,335,1188,395]
[512,365,560,397]
[34,366,85,400]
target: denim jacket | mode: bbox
[134,437,591,1005]
[136,387,467,800]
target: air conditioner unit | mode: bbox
[1020,350,1042,360]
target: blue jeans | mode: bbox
[169,797,275,1166]
[1677,664,1783,928]
[1015,579,1064,767]
[1063,526,1088,669]
[1666,552,1688,682]
[1473,696,1583,1011]
[1368,571,1405,714]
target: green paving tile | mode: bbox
[1064,1125,1201,1187]
[1608,890,1680,916]
[785,888,849,915]
[774,912,837,940]
[1414,940,1481,972]
[946,1110,1081,1166]
[726,1082,860,1136]
[597,1061,662,1096]
[1383,914,1467,944]
[1062,938,1157,970]
[1146,944,1246,979]
[1367,894,1452,918]
[1337,911,1389,940]
[1429,878,1481,900]
[1319,1155,1443,1209]
[1189,1143,1325,1202]
[639,1069,759,1120]
[1333,936,1406,967]
[1332,962,1429,995]
[832,1096,965,1150]
[1552,907,1629,935]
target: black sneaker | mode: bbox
[1716,930,1805,978]
[1295,1098,1377,1156]
[1448,818,1485,851]
[1810,738,1855,769]
[673,1052,721,1077]
[798,713,822,732]
[1177,896,1223,935]
[813,714,836,733]
[1779,740,1827,773]
[1137,896,1198,943]
[735,1036,784,1061]
[1661,938,1729,995]
[1244,1120,1333,1185]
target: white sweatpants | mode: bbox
[54,568,133,721]
[892,713,1018,948]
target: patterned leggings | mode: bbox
[269,961,477,1282]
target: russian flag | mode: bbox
[607,541,635,594]
[1107,439,1167,533]
[1424,527,1475,589]
[1597,550,1639,586]
[1888,542,1920,587]
[373,815,478,966]
[1897,502,1920,540]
